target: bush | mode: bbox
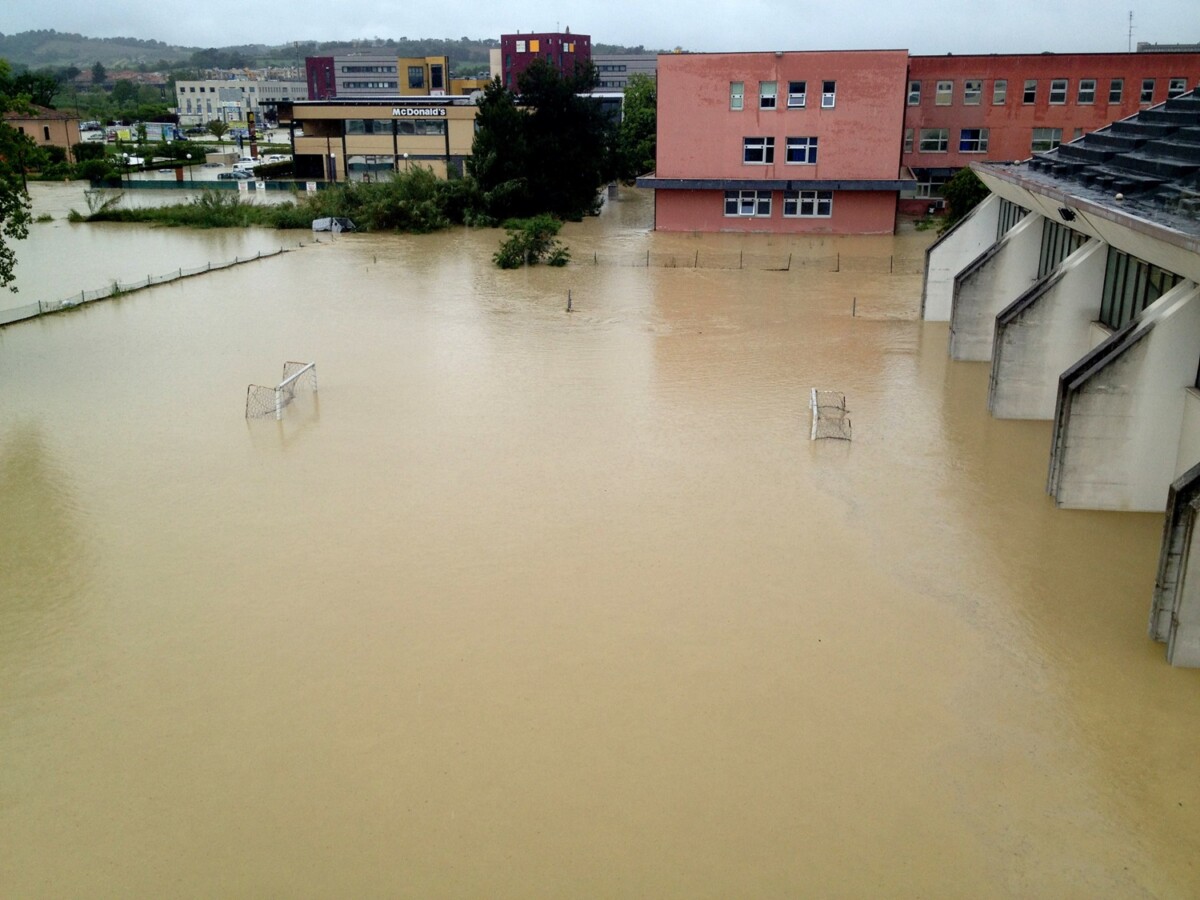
[493,214,570,269]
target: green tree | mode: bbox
[614,72,656,183]
[466,77,530,220]
[110,79,135,107]
[0,69,33,291]
[940,167,990,230]
[91,61,106,85]
[207,120,229,142]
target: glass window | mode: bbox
[785,136,818,164]
[743,136,775,164]
[783,190,833,218]
[907,81,921,105]
[759,81,777,109]
[959,128,989,152]
[963,79,982,104]
[1141,78,1155,102]
[935,80,953,105]
[730,81,744,110]
[1108,78,1123,103]
[1078,79,1096,104]
[408,66,425,89]
[1168,78,1187,98]
[1049,79,1067,104]
[787,81,807,108]
[821,80,836,108]
[993,79,1007,104]
[1031,127,1063,152]
[918,128,949,152]
[1023,79,1037,104]
[904,128,913,153]
[724,190,772,217]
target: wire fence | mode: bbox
[0,241,319,328]
[584,250,926,274]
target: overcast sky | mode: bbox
[0,0,1193,56]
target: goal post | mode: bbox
[246,361,318,419]
[810,388,852,441]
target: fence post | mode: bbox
[646,250,649,267]
[787,253,792,271]
[740,250,743,269]
[889,255,894,274]
[835,253,840,272]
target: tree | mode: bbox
[207,120,229,142]
[940,167,990,230]
[91,62,106,85]
[466,77,530,220]
[110,79,135,107]
[0,78,33,291]
[614,72,656,183]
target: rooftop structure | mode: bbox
[499,31,591,90]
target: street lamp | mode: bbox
[403,152,409,174]
[329,152,337,183]
[186,152,193,182]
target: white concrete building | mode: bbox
[175,77,307,126]
[921,88,1200,664]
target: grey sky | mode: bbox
[0,0,1192,56]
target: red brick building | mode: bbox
[639,50,913,234]
[499,31,591,90]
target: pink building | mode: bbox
[500,31,592,90]
[640,50,913,234]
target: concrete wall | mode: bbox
[921,193,1001,321]
[1051,282,1200,511]
[989,239,1106,419]
[652,189,898,234]
[1176,390,1200,479]
[949,210,1042,360]
[1151,461,1200,666]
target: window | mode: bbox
[993,79,1007,104]
[904,128,914,153]
[43,126,50,140]
[730,81,744,110]
[1168,78,1187,98]
[1023,79,1037,104]
[408,66,425,89]
[430,64,444,91]
[724,190,772,217]
[529,39,540,52]
[821,80,836,108]
[1049,79,1067,104]
[1031,127,1063,152]
[963,79,982,105]
[1141,78,1155,102]
[918,128,949,152]
[515,40,526,52]
[743,136,775,164]
[959,128,989,152]
[907,81,921,105]
[787,81,807,107]
[759,81,777,109]
[1078,79,1096,104]
[935,80,953,105]
[1100,248,1181,330]
[785,136,818,164]
[783,190,832,218]
[1108,78,1123,103]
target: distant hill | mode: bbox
[0,30,661,75]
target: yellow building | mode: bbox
[4,106,82,162]
[277,99,479,182]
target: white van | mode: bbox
[232,160,258,175]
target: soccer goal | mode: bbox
[246,361,318,419]
[810,388,852,441]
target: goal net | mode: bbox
[246,361,318,419]
[810,388,852,441]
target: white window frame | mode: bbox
[918,128,949,153]
[935,80,953,105]
[1031,127,1062,152]
[907,81,921,105]
[515,40,526,53]
[724,190,772,217]
[1077,79,1096,104]
[963,79,982,105]
[1108,78,1123,103]
[785,136,818,165]
[1141,78,1155,102]
[759,81,777,110]
[993,79,1007,104]
[787,81,807,108]
[783,190,832,218]
[958,128,989,153]
[742,136,775,164]
[821,80,836,108]
[1049,79,1068,105]
[730,81,744,110]
[1168,78,1187,98]
[1023,79,1037,104]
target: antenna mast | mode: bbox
[1127,11,1134,52]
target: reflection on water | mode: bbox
[1,187,1198,897]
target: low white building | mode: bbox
[175,77,306,126]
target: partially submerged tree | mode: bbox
[614,72,656,183]
[0,61,33,292]
[493,214,570,269]
[940,167,990,231]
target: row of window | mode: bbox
[179,86,260,93]
[905,126,1067,153]
[742,136,819,164]
[343,118,448,136]
[908,76,1191,107]
[341,65,397,74]
[511,39,579,53]
[731,80,837,110]
[724,189,833,218]
[344,81,398,90]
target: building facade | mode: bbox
[639,50,913,234]
[305,55,483,100]
[499,31,591,89]
[4,107,81,162]
[276,99,478,182]
[902,52,1200,203]
[175,78,306,126]
[592,54,657,91]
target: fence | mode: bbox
[585,250,925,274]
[0,242,317,328]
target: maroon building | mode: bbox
[306,57,337,100]
[500,31,591,89]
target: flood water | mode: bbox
[2,183,1199,897]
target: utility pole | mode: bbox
[1128,11,1134,52]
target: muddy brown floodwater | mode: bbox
[2,184,1199,897]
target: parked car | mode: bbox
[217,170,254,180]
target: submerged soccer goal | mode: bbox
[246,361,318,419]
[810,388,852,441]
